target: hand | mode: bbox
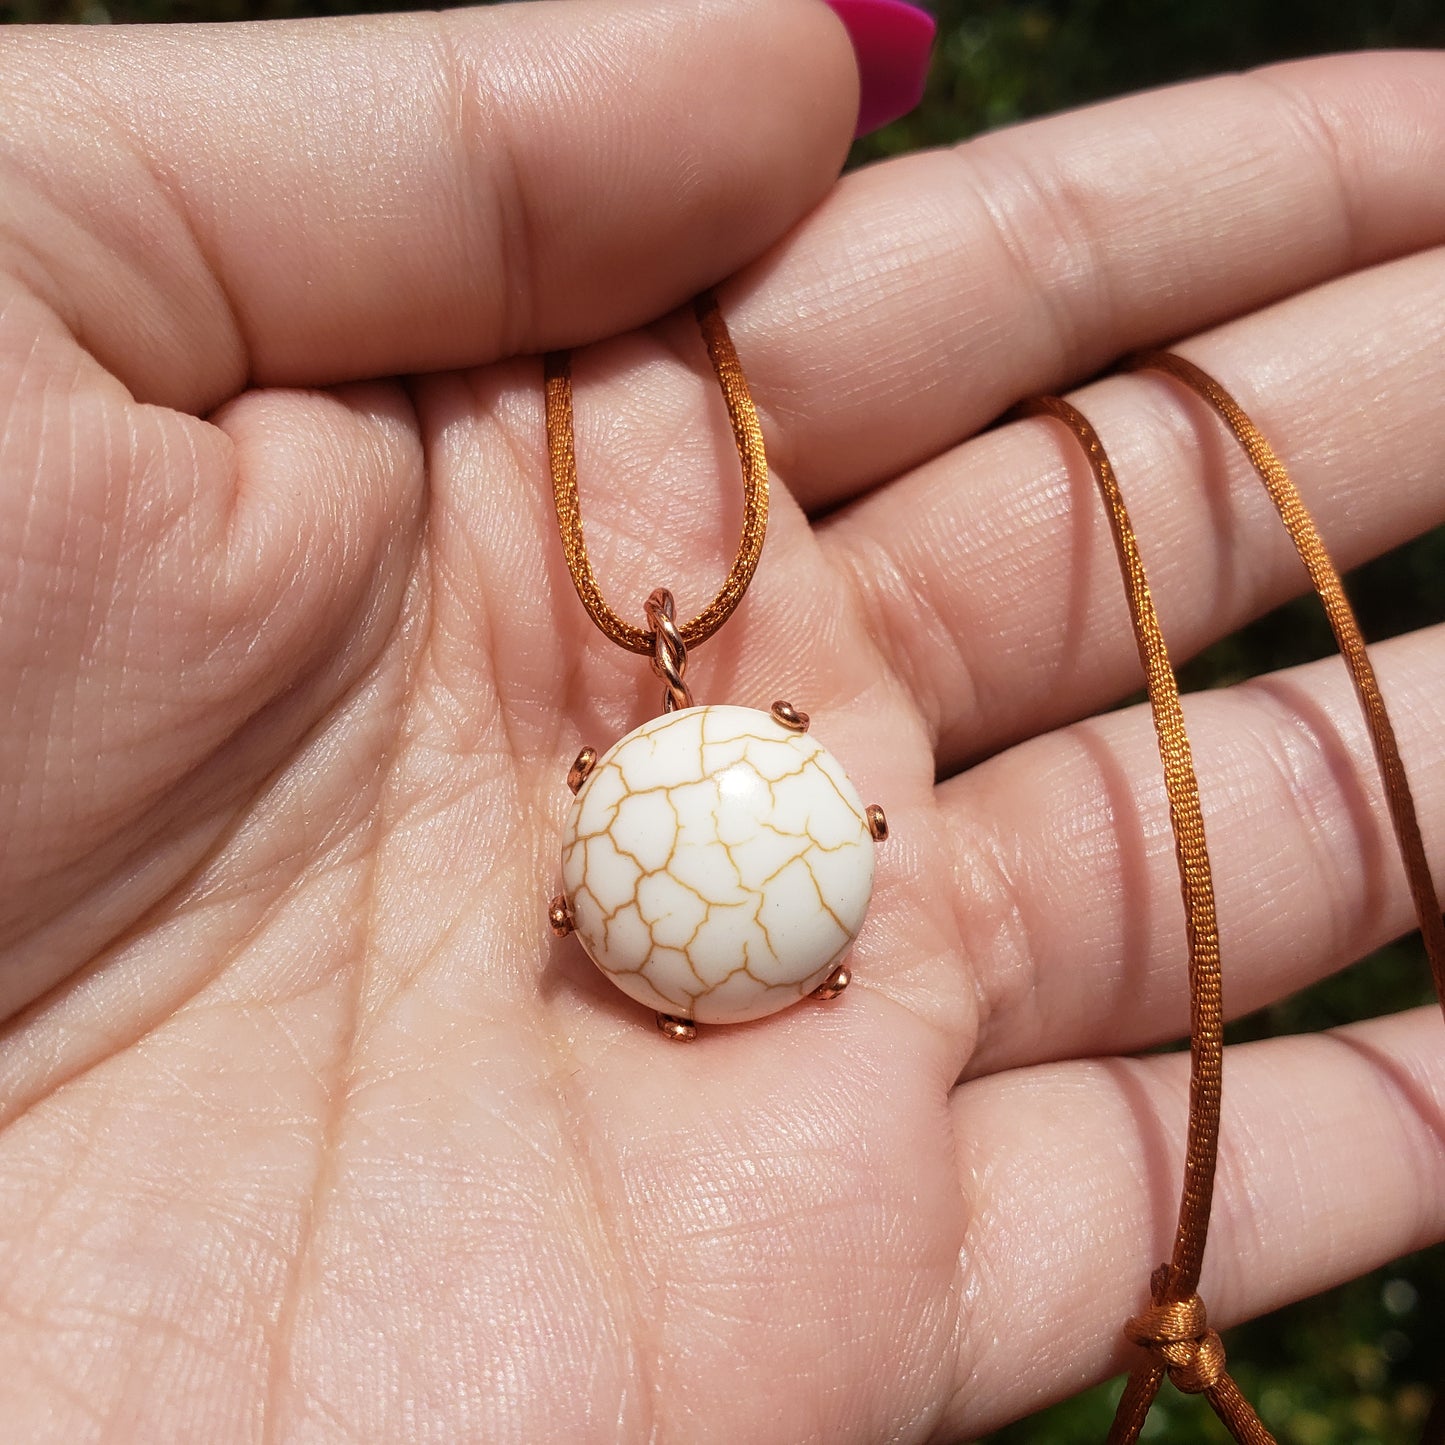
[1,3,1442,1439]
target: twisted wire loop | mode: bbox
[1016,395,1272,1445]
[645,588,694,712]
[545,291,769,657]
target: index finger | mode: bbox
[721,51,1445,510]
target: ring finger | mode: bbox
[938,622,1445,1075]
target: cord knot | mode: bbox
[1125,1292,1226,1394]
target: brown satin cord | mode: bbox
[1019,395,1267,1443]
[1129,350,1445,1020]
[546,291,769,655]
[1027,356,1445,1444]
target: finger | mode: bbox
[823,244,1445,766]
[936,624,1445,1076]
[0,0,857,412]
[943,1006,1445,1437]
[719,50,1445,510]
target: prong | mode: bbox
[770,700,810,732]
[548,895,575,937]
[656,1012,698,1041]
[811,963,851,1001]
[866,804,888,842]
[567,746,598,795]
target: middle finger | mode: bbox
[823,246,1445,769]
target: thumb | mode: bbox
[0,0,860,412]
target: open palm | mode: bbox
[2,3,1443,1440]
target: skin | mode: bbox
[0,0,1442,1439]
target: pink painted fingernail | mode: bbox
[822,0,936,138]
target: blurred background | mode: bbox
[1,0,1442,1439]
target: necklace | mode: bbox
[543,293,888,1041]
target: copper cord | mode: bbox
[1018,395,1263,1442]
[1027,355,1445,1444]
[545,291,769,656]
[1129,351,1445,1020]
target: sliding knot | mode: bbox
[1125,1292,1226,1394]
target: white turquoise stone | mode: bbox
[560,704,875,1024]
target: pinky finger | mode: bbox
[943,1007,1445,1437]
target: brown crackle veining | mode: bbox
[557,705,878,1025]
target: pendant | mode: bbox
[548,594,887,1040]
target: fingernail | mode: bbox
[821,0,936,138]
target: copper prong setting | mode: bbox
[548,895,575,937]
[656,1012,698,1042]
[866,804,888,842]
[812,963,851,1001]
[770,700,810,733]
[567,747,597,795]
